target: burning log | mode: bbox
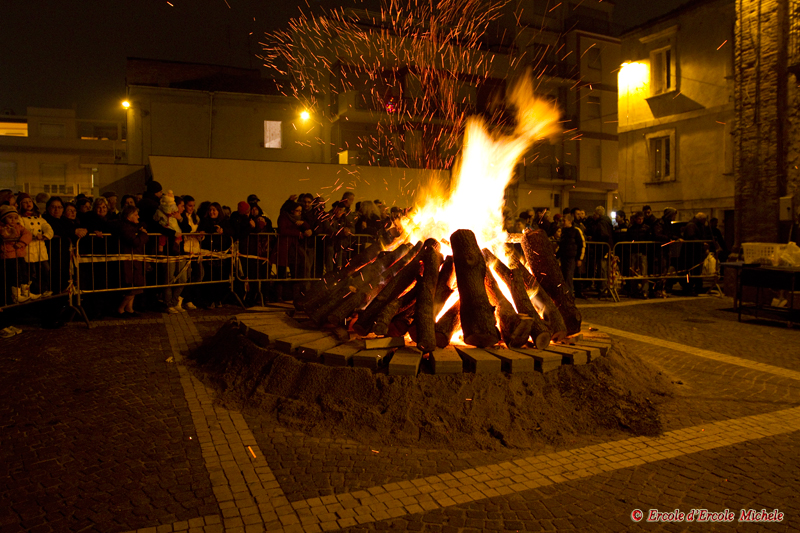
[451,229,500,348]
[433,256,455,316]
[521,229,582,335]
[373,284,418,336]
[434,300,461,348]
[484,267,533,348]
[352,239,433,336]
[481,249,551,349]
[413,241,443,353]
[516,265,567,342]
[307,244,413,325]
[325,241,421,326]
[298,241,382,311]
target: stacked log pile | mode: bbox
[294,228,582,354]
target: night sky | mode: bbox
[1,0,690,121]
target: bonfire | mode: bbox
[294,75,582,359]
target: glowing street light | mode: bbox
[300,110,310,120]
[122,100,131,109]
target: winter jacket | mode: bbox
[557,226,585,261]
[1,222,33,259]
[198,216,233,252]
[276,211,311,267]
[118,219,149,287]
[19,213,54,262]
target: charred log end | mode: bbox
[531,331,551,350]
[464,330,500,348]
[507,317,534,348]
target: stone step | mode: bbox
[484,347,537,373]
[430,346,464,374]
[389,347,423,376]
[365,337,406,350]
[274,331,332,353]
[244,324,309,348]
[352,348,393,370]
[508,347,562,373]
[575,339,610,356]
[323,340,366,366]
[297,335,343,362]
[454,346,502,374]
[544,344,588,365]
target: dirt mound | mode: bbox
[190,321,672,451]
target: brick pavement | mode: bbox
[4,299,800,532]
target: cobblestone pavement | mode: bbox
[2,296,798,532]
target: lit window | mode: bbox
[264,120,282,149]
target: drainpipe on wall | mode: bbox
[208,92,214,158]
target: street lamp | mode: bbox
[300,110,310,121]
[122,100,131,109]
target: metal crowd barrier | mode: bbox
[235,233,381,306]
[612,240,719,296]
[1,235,73,310]
[71,232,239,323]
[572,241,618,300]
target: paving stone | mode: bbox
[298,335,343,362]
[365,337,406,350]
[483,347,536,374]
[388,347,424,376]
[352,348,393,370]
[429,346,464,374]
[274,331,333,353]
[454,347,502,373]
[323,340,366,366]
[508,347,562,373]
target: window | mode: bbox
[263,120,282,149]
[650,47,674,95]
[645,130,676,183]
[41,163,67,193]
[0,161,17,189]
[39,123,66,138]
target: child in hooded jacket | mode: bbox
[0,205,33,305]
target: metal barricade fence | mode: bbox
[1,235,71,310]
[572,241,618,301]
[235,232,380,282]
[72,232,238,320]
[612,240,717,295]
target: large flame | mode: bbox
[401,74,561,264]
[398,74,561,342]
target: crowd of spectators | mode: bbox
[508,204,726,299]
[0,183,407,336]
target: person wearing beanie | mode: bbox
[139,180,164,233]
[154,192,187,314]
[154,190,182,242]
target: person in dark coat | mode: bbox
[653,207,680,296]
[116,206,148,317]
[556,214,585,297]
[137,181,163,234]
[680,212,713,295]
[625,211,652,298]
[198,202,233,307]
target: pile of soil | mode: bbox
[190,321,673,451]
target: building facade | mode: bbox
[512,0,621,215]
[735,0,800,244]
[0,108,133,198]
[617,0,736,236]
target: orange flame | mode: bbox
[400,74,561,265]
